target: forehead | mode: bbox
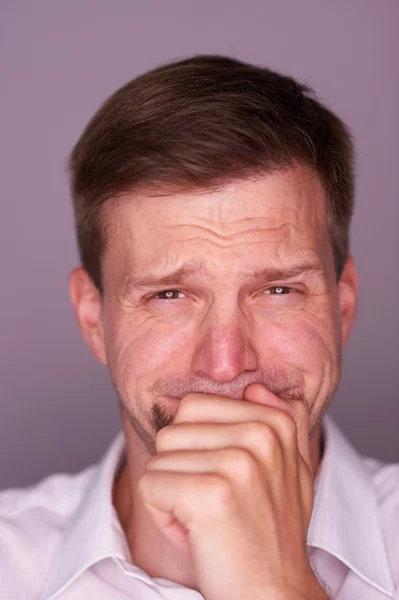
[103,166,329,272]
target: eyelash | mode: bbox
[151,289,185,300]
[149,286,298,300]
[265,286,297,295]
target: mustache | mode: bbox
[151,369,304,402]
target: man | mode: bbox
[0,55,398,600]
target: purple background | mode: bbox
[0,1,398,489]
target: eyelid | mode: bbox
[264,285,298,294]
[148,285,301,300]
[268,281,306,290]
[150,288,185,299]
[150,284,300,292]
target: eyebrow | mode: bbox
[245,263,324,283]
[122,264,201,295]
[121,261,324,295]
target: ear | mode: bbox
[69,267,107,365]
[338,255,359,347]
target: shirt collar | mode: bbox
[308,414,395,597]
[41,416,395,599]
[40,432,129,600]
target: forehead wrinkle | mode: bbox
[161,200,313,238]
[171,237,294,253]
[107,168,329,293]
[168,207,303,227]
[166,221,297,240]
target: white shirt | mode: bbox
[0,415,398,600]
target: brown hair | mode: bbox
[69,55,355,292]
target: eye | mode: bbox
[150,289,185,300]
[265,286,296,295]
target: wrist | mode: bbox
[274,590,329,600]
[271,576,330,600]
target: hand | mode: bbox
[137,384,326,600]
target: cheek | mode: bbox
[257,311,339,373]
[103,310,191,389]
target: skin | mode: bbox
[69,165,358,599]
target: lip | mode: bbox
[277,390,303,402]
[157,395,180,403]
[159,389,302,403]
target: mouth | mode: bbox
[277,389,304,402]
[160,388,303,403]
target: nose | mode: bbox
[190,306,258,383]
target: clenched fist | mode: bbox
[138,383,329,600]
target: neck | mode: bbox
[113,420,324,589]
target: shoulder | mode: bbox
[0,465,95,520]
[362,455,399,505]
[363,455,399,585]
[0,465,95,598]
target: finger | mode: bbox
[174,391,300,436]
[138,470,233,546]
[137,470,194,554]
[244,384,312,473]
[288,400,312,473]
[146,447,281,494]
[171,393,307,461]
[171,390,311,473]
[243,383,293,413]
[172,393,263,425]
[155,419,290,478]
[148,447,262,476]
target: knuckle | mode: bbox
[220,447,257,484]
[245,421,278,450]
[277,410,297,438]
[200,475,234,514]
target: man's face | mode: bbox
[72,166,357,456]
